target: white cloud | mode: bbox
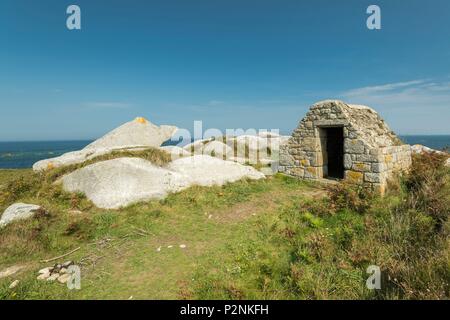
[340,79,450,134]
[83,102,132,109]
[207,100,225,106]
[342,80,427,97]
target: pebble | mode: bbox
[68,210,83,215]
[9,280,19,289]
[37,261,77,284]
[57,274,71,284]
[46,273,60,281]
[38,267,53,274]
[0,265,24,279]
[179,244,187,249]
[62,261,74,268]
[156,246,161,252]
[37,272,50,280]
[167,245,173,248]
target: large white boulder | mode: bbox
[168,155,265,187]
[258,131,280,138]
[182,139,234,160]
[160,146,192,160]
[61,155,265,209]
[33,117,177,171]
[0,203,43,227]
[183,139,213,154]
[62,158,188,209]
[201,141,234,159]
[181,134,290,164]
[235,135,269,152]
[84,117,177,151]
[232,135,276,163]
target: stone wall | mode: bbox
[343,144,411,193]
[278,100,412,193]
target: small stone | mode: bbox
[156,246,161,252]
[62,261,74,268]
[0,265,24,279]
[167,245,173,248]
[0,203,42,227]
[68,210,83,215]
[9,280,19,289]
[57,273,71,284]
[52,264,61,273]
[179,244,186,249]
[38,267,53,274]
[46,273,60,281]
[208,215,212,219]
[60,268,67,274]
[37,272,50,280]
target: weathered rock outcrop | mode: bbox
[33,117,177,171]
[201,141,234,159]
[168,155,265,186]
[181,134,288,164]
[84,117,177,151]
[160,146,192,159]
[0,203,43,227]
[62,158,188,209]
[61,155,265,209]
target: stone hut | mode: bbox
[279,100,411,193]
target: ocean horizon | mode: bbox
[0,135,449,169]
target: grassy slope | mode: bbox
[0,170,324,299]
[0,156,448,300]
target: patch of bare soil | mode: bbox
[213,187,326,223]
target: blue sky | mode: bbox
[1,0,449,141]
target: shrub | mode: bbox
[327,182,374,214]
[403,152,449,229]
[0,173,41,206]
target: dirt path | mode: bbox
[213,187,326,223]
[68,184,327,299]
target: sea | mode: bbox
[0,135,449,169]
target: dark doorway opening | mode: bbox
[324,127,344,179]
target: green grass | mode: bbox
[0,153,448,300]
[43,147,171,182]
[0,148,170,209]
[0,171,323,299]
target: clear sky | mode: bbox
[1,0,449,141]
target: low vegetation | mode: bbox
[0,147,171,209]
[0,153,448,299]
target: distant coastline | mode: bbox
[0,135,449,169]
